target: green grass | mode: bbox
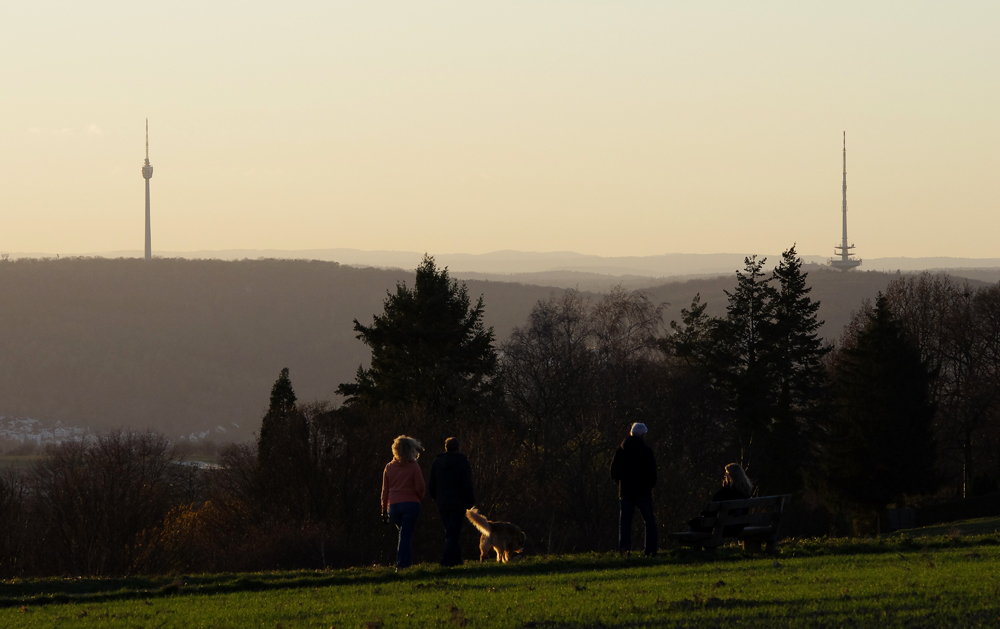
[887,515,1000,538]
[4,532,1000,628]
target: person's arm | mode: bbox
[381,464,391,513]
[647,449,657,489]
[702,486,730,516]
[610,448,622,482]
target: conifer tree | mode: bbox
[767,245,830,492]
[257,367,310,523]
[713,255,778,468]
[828,295,937,513]
[337,255,498,417]
[664,293,714,365]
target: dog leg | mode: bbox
[479,536,489,563]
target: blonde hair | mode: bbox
[724,463,754,497]
[391,435,424,463]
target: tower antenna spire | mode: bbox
[141,119,154,260]
[830,131,861,271]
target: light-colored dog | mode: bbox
[465,508,526,563]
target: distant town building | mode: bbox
[0,416,91,448]
[1,415,227,449]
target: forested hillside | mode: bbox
[0,258,559,440]
[1,257,982,440]
[638,264,928,342]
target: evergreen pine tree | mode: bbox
[664,293,714,365]
[337,255,498,417]
[714,255,778,470]
[257,367,310,523]
[766,245,830,493]
[828,295,938,513]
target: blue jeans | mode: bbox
[619,496,658,555]
[389,502,421,568]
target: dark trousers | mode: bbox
[619,496,657,555]
[438,507,465,566]
[389,501,421,568]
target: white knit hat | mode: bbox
[630,422,648,436]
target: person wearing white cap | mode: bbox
[609,422,658,556]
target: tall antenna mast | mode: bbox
[145,118,149,161]
[830,131,861,271]
[141,119,154,260]
[842,131,847,244]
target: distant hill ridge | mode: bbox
[0,257,994,440]
[7,248,1000,280]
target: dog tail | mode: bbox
[465,508,491,536]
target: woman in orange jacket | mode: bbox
[381,435,426,569]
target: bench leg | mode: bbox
[741,540,762,553]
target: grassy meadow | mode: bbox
[3,522,1000,628]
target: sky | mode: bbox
[2,1,998,259]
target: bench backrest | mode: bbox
[699,494,792,542]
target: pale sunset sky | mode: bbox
[1,1,998,258]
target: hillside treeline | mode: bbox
[2,252,998,577]
[0,257,559,440]
[0,256,933,441]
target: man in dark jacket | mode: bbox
[610,422,658,556]
[428,437,476,566]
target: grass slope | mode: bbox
[4,533,1000,628]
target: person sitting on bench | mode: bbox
[687,463,754,535]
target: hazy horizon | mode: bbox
[3,2,998,260]
[6,247,1000,279]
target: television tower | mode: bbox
[141,119,154,261]
[829,131,861,271]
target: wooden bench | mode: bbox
[667,494,792,553]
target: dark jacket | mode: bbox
[710,485,749,504]
[702,485,750,517]
[692,484,750,535]
[609,435,657,499]
[427,451,475,511]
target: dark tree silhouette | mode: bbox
[766,245,830,493]
[662,293,714,365]
[713,255,778,472]
[29,431,177,575]
[499,288,669,551]
[828,295,938,515]
[0,469,29,578]
[337,255,498,418]
[257,367,310,523]
[501,290,595,462]
[877,275,1000,498]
